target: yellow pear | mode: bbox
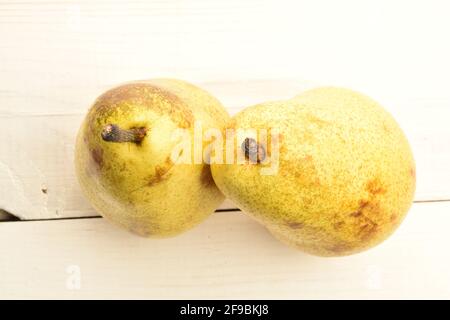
[75,79,229,237]
[211,87,415,256]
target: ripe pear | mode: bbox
[211,87,415,256]
[75,79,229,237]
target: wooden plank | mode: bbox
[0,201,449,299]
[1,0,449,102]
[1,80,449,220]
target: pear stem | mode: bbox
[242,138,266,163]
[101,124,147,144]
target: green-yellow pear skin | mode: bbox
[211,87,415,256]
[75,79,229,237]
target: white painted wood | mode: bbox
[0,0,450,299]
[1,0,450,104]
[0,80,449,219]
[0,201,449,299]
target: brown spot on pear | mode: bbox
[366,179,386,195]
[91,147,104,169]
[286,221,304,229]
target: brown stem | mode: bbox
[241,138,266,163]
[101,124,147,144]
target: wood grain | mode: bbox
[1,0,450,299]
[0,201,449,299]
[0,80,449,219]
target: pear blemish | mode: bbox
[90,147,104,169]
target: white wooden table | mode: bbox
[1,0,450,299]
